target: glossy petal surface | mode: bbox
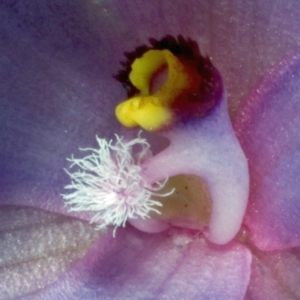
[24,225,251,300]
[0,206,100,299]
[235,53,300,250]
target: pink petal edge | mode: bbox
[235,52,300,251]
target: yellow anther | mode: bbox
[115,99,138,128]
[115,49,201,131]
[115,96,173,131]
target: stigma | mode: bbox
[62,134,173,236]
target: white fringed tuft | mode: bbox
[62,134,172,236]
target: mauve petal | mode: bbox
[245,244,300,299]
[235,52,300,251]
[24,227,251,300]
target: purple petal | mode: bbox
[235,52,300,250]
[0,1,124,213]
[26,226,251,300]
[2,0,300,297]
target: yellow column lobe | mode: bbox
[115,49,201,131]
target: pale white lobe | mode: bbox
[141,94,249,245]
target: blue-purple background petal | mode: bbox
[2,0,300,213]
[0,0,124,213]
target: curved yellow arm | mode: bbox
[115,49,201,131]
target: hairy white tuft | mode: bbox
[62,134,172,236]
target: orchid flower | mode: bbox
[1,1,300,300]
